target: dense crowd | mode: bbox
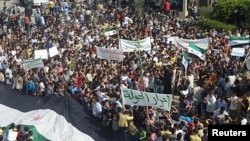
[0,0,250,141]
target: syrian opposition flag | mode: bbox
[180,38,209,50]
[0,83,104,141]
[0,104,94,141]
[188,43,206,60]
[101,28,117,36]
[182,51,189,71]
[176,38,206,60]
[229,36,250,47]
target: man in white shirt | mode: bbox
[92,97,102,118]
[227,89,239,120]
[204,90,216,118]
[213,106,229,124]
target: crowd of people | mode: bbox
[0,0,250,141]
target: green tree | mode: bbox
[132,0,144,17]
[210,0,250,28]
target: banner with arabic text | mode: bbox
[95,47,124,62]
[23,59,44,71]
[119,37,151,52]
[121,88,173,111]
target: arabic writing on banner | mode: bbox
[34,49,48,60]
[121,88,173,111]
[23,59,44,71]
[119,37,151,52]
[95,47,124,62]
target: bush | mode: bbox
[197,6,213,17]
[211,0,250,28]
[194,18,237,32]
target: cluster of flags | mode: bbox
[180,35,250,73]
[99,28,250,75]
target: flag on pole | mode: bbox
[182,51,188,71]
[229,36,250,47]
[188,43,206,60]
[176,38,206,60]
[101,28,117,36]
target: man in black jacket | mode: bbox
[164,65,173,94]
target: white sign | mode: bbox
[231,48,245,57]
[212,49,220,55]
[49,46,59,57]
[121,88,173,111]
[96,47,124,62]
[119,37,151,52]
[167,36,179,45]
[228,75,236,85]
[34,49,48,60]
[167,36,178,45]
[23,59,44,71]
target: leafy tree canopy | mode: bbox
[210,0,250,28]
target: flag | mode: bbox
[180,38,209,50]
[0,84,115,141]
[188,43,206,60]
[0,104,94,141]
[229,36,250,47]
[176,38,206,60]
[182,51,188,71]
[101,28,117,36]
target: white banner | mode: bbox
[96,47,123,61]
[119,37,151,52]
[121,88,173,111]
[49,46,59,57]
[34,49,48,60]
[167,36,178,45]
[23,59,44,71]
[231,48,245,57]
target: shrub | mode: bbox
[194,18,237,32]
[197,6,213,17]
[210,0,250,28]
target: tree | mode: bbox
[210,0,250,28]
[132,0,144,17]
